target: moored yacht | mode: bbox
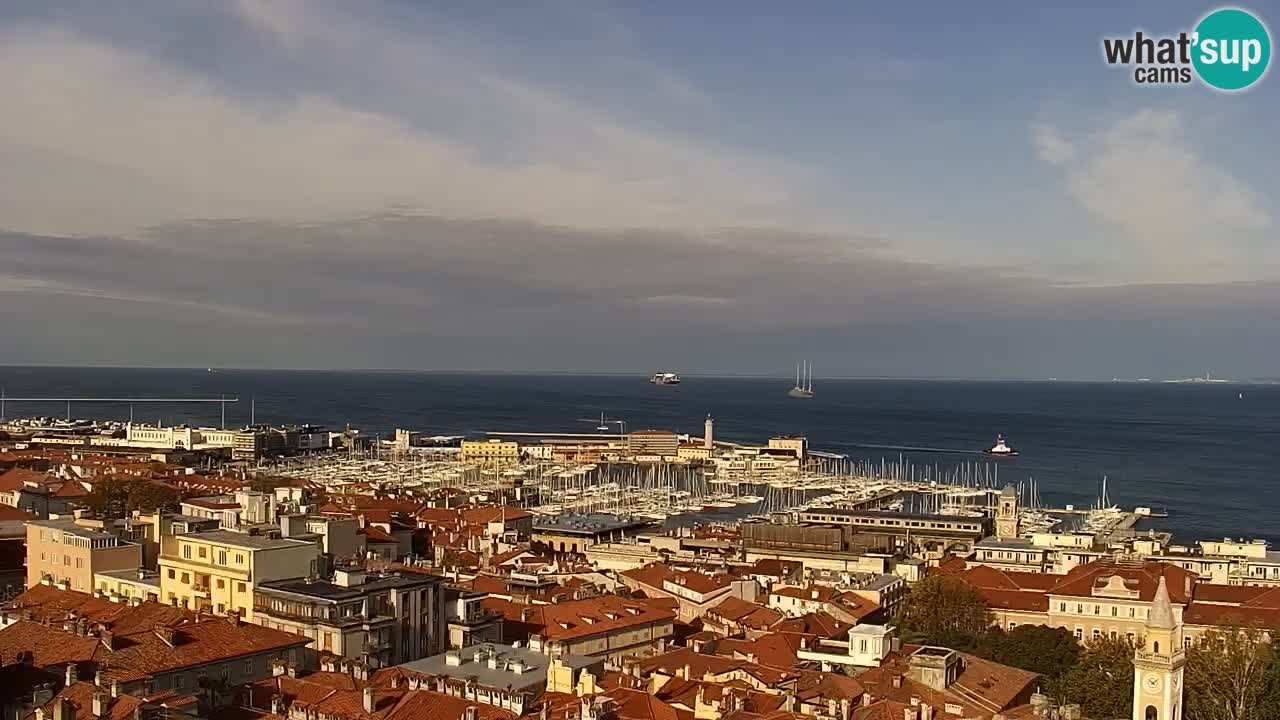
[984,434,1018,457]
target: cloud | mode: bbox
[1032,124,1075,165]
[1035,110,1271,279]
[2,218,1278,377]
[0,9,845,237]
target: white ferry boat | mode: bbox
[650,372,681,385]
[984,434,1018,457]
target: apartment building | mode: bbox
[158,529,320,619]
[460,440,520,465]
[253,568,447,667]
[25,519,143,592]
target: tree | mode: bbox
[83,477,130,518]
[976,624,1081,689]
[894,575,992,650]
[1184,623,1275,720]
[249,474,292,493]
[126,481,181,513]
[1058,634,1134,719]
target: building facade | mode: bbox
[158,529,320,619]
[26,519,143,592]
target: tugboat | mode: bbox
[984,434,1018,457]
[650,372,681,385]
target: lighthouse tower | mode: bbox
[704,415,714,450]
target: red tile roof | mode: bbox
[0,621,106,667]
[7,584,195,633]
[709,597,783,630]
[101,618,310,683]
[33,682,146,720]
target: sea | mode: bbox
[1,367,1277,545]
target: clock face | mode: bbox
[1145,673,1162,693]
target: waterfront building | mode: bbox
[766,435,807,460]
[626,430,678,458]
[742,508,989,565]
[25,518,143,592]
[253,568,447,667]
[157,529,320,619]
[460,440,521,465]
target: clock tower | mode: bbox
[1132,575,1185,720]
[995,485,1019,540]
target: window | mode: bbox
[235,554,245,565]
[199,547,207,559]
[237,582,247,593]
[1130,607,1136,618]
[181,573,190,584]
[1112,606,1118,617]
[1184,637,1192,649]
[1093,629,1102,640]
[1074,628,1083,640]
[245,658,254,674]
[1076,604,1083,614]
[183,544,192,559]
[218,550,228,565]
[75,558,83,569]
[217,579,225,589]
[1094,604,1100,615]
[63,554,70,566]
[167,569,176,579]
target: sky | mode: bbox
[1,0,1278,378]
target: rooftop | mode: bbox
[179,529,318,550]
[258,572,442,600]
[395,643,598,691]
[533,513,653,535]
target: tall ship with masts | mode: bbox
[788,361,814,399]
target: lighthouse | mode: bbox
[704,415,714,450]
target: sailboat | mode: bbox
[788,361,814,399]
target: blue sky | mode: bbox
[0,1,1277,375]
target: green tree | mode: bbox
[126,481,181,513]
[1260,639,1280,720]
[976,624,1081,689]
[1058,634,1134,719]
[1185,623,1275,720]
[249,474,292,493]
[894,575,992,650]
[82,477,130,518]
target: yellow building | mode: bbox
[158,529,320,620]
[25,519,143,592]
[460,439,520,465]
[94,567,162,602]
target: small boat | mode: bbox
[788,361,815,399]
[984,434,1018,457]
[650,372,681,385]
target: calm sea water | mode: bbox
[1,367,1277,544]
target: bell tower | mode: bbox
[1132,575,1185,720]
[995,485,1019,540]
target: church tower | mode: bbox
[995,485,1019,540]
[1132,575,1185,720]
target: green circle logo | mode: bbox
[1192,8,1271,91]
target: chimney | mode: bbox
[111,681,120,699]
[271,696,284,716]
[92,692,108,718]
[464,708,478,720]
[892,675,902,689]
[286,662,297,679]
[681,663,691,680]
[271,659,287,676]
[920,705,933,720]
[100,631,115,651]
[862,693,873,708]
[903,710,917,720]
[362,687,375,714]
[52,697,70,720]
[94,669,104,688]
[66,664,79,686]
